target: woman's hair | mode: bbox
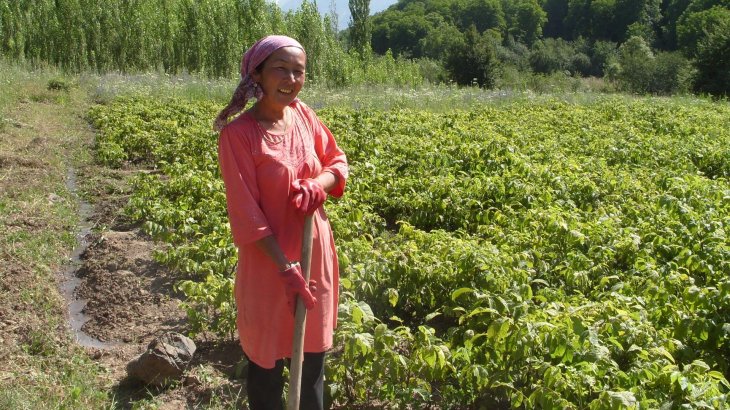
[213,78,252,132]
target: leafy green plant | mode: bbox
[177,274,236,340]
[89,94,730,408]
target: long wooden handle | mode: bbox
[287,215,314,410]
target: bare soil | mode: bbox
[75,230,183,344]
[73,165,247,408]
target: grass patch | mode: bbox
[76,64,625,113]
[0,59,110,409]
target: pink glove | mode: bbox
[290,179,327,215]
[279,263,317,314]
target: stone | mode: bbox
[126,332,196,386]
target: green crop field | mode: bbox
[88,95,729,408]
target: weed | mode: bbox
[47,78,72,92]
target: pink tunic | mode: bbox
[218,100,348,369]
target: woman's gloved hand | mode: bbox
[279,262,317,314]
[290,178,327,214]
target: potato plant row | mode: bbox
[89,96,730,408]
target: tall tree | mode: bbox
[615,0,662,43]
[542,0,570,38]
[693,17,730,96]
[460,0,505,33]
[503,0,547,45]
[660,0,693,49]
[677,4,730,55]
[445,25,498,87]
[418,17,462,60]
[564,0,592,40]
[349,0,372,56]
[608,35,655,92]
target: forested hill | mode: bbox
[371,0,729,56]
[369,0,729,94]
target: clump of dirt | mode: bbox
[0,152,46,169]
[75,230,185,344]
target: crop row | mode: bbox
[89,96,730,408]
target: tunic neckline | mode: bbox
[244,105,296,141]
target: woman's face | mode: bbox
[253,46,306,109]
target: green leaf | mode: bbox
[691,360,710,371]
[374,323,387,339]
[387,288,399,307]
[607,391,637,408]
[708,370,726,380]
[708,371,730,388]
[465,307,498,319]
[551,342,567,359]
[497,319,511,340]
[352,305,363,325]
[654,347,675,364]
[425,311,441,322]
[678,375,689,391]
[451,287,475,301]
[607,337,624,351]
[670,370,681,386]
[487,320,505,341]
[357,301,375,323]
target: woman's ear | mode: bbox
[251,69,262,83]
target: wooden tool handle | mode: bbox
[287,215,314,410]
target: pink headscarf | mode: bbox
[240,35,305,102]
[214,35,305,131]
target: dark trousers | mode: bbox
[247,352,325,410]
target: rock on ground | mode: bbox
[126,332,197,386]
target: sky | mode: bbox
[275,0,398,30]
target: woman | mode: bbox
[214,35,348,409]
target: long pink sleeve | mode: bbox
[218,127,273,246]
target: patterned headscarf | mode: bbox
[214,35,305,131]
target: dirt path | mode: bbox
[0,81,245,409]
[1,84,114,408]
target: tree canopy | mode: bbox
[371,0,727,57]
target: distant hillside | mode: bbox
[366,0,729,95]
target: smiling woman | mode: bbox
[214,35,349,410]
